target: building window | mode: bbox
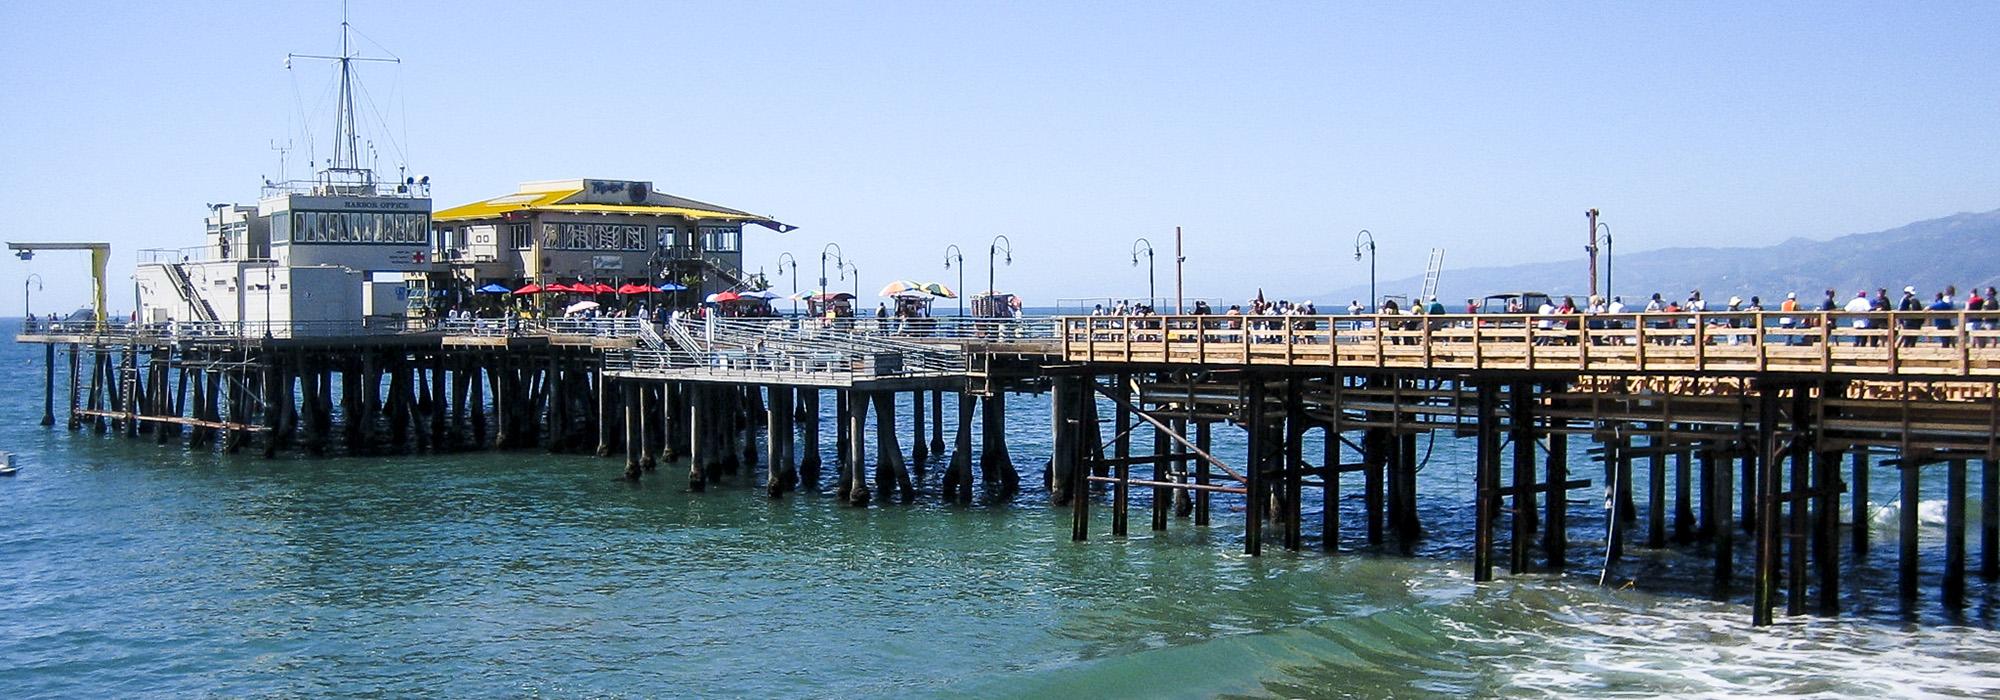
[510,223,532,250]
[700,226,741,253]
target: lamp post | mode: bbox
[777,252,799,317]
[1353,229,1377,313]
[24,273,42,330]
[943,244,965,317]
[1585,208,1601,299]
[263,267,274,339]
[1131,237,1155,311]
[839,260,859,315]
[988,235,1012,317]
[819,242,843,315]
[1594,222,1613,304]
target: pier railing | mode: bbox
[19,318,407,341]
[1062,310,2000,377]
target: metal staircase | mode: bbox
[162,262,220,322]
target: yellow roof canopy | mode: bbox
[432,180,793,232]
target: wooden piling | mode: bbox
[846,389,870,506]
[911,389,928,468]
[872,390,914,501]
[1112,375,1132,535]
[1753,390,1781,626]
[1243,376,1266,557]
[1900,455,1920,601]
[1984,458,1998,581]
[1510,381,1535,574]
[1474,382,1498,582]
[1945,458,1966,611]
[979,393,1018,499]
[799,388,822,491]
[687,385,707,491]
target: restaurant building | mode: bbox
[429,178,791,300]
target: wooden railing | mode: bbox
[1061,311,2000,377]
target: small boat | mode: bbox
[0,451,17,476]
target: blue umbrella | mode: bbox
[657,283,689,292]
[476,283,511,294]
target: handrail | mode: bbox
[1059,310,2000,377]
[21,318,411,341]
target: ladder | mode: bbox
[1420,248,1445,304]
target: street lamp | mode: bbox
[1594,222,1613,304]
[777,252,799,317]
[943,244,965,317]
[988,234,1012,316]
[839,260,859,314]
[24,273,42,329]
[819,242,844,314]
[1353,229,1377,313]
[1131,237,1155,311]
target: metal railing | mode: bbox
[19,318,406,341]
[1062,310,2000,377]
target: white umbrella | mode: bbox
[564,300,600,314]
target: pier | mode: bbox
[16,307,2000,626]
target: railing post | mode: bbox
[1286,316,1297,364]
[1694,314,1708,371]
[1754,311,1767,372]
[1373,315,1384,368]
[1960,310,1971,375]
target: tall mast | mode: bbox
[337,2,356,169]
[289,0,398,176]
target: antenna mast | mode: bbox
[287,0,398,176]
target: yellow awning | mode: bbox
[432,187,582,221]
[532,203,771,221]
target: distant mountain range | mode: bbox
[1303,208,2000,308]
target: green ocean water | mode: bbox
[2,318,1998,698]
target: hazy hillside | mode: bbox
[1303,208,2000,307]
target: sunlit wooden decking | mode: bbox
[1062,311,2000,378]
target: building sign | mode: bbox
[591,255,624,271]
[541,222,647,251]
[290,211,431,244]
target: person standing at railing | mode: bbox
[1898,286,1924,346]
[1929,292,1957,346]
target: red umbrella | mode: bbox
[589,282,617,294]
[708,290,742,303]
[617,283,654,295]
[511,283,543,295]
[542,282,573,293]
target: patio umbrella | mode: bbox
[617,283,655,295]
[739,290,782,300]
[476,283,511,294]
[564,300,600,314]
[657,282,689,292]
[813,292,857,302]
[705,291,742,303]
[921,282,957,298]
[878,280,924,296]
[544,282,576,293]
[588,282,617,294]
[511,283,543,295]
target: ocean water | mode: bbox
[2,318,1998,698]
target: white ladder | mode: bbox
[1420,248,1446,303]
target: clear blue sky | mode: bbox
[4,1,1996,313]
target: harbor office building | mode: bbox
[135,179,435,334]
[429,178,790,301]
